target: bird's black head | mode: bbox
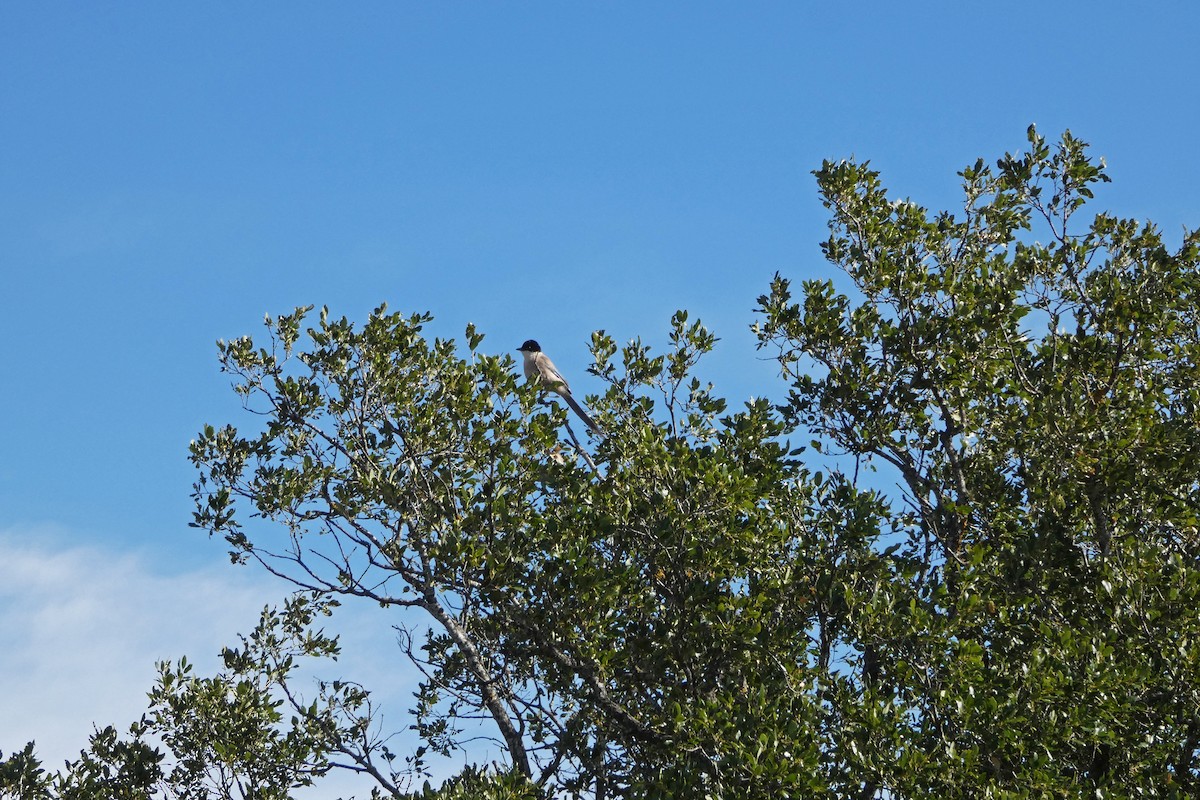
[517,339,541,353]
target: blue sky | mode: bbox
[2,1,1198,790]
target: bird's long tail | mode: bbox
[562,393,599,433]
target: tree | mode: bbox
[5,127,1198,799]
[753,126,1200,797]
[187,307,827,797]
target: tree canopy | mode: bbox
[5,127,1198,799]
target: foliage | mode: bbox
[182,304,829,797]
[754,125,1200,797]
[1,726,161,800]
[144,594,381,799]
[5,127,1198,798]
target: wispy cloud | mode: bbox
[0,524,278,769]
[0,524,461,798]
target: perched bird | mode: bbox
[517,339,599,432]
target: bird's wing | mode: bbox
[536,353,570,394]
[531,352,598,432]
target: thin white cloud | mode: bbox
[0,524,276,770]
[0,524,462,798]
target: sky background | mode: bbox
[2,2,1198,795]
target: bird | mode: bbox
[517,339,599,432]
